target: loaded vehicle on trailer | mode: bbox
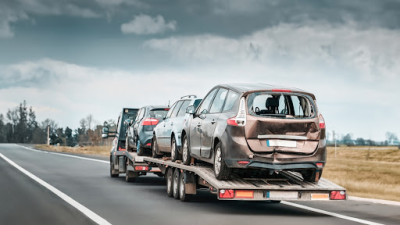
[180,84,326,183]
[127,105,169,156]
[152,95,202,160]
[103,108,162,180]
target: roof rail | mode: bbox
[180,95,197,99]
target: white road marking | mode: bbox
[282,201,384,225]
[0,153,112,225]
[18,145,108,164]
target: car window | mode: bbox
[223,90,239,112]
[209,88,228,113]
[135,108,145,122]
[171,101,183,118]
[177,100,191,117]
[247,92,315,118]
[150,109,169,120]
[166,102,177,118]
[197,88,218,114]
[193,99,202,110]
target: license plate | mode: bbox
[267,140,296,147]
[267,191,299,200]
[135,156,144,162]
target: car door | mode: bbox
[190,88,218,157]
[160,101,181,150]
[133,108,145,143]
[200,88,228,158]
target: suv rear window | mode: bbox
[150,109,169,120]
[247,92,315,118]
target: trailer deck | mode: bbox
[124,152,346,201]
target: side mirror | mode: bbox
[102,127,109,138]
[186,105,195,114]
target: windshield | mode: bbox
[247,92,316,118]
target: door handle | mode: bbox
[197,123,201,127]
[171,122,173,126]
[211,119,216,124]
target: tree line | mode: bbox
[0,101,114,146]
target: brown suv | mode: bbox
[181,84,326,183]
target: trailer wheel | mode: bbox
[173,169,180,199]
[213,142,231,180]
[125,170,138,182]
[166,168,174,197]
[110,159,119,178]
[182,135,191,165]
[152,136,162,158]
[179,171,190,201]
[171,137,179,162]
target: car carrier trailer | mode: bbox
[111,151,346,202]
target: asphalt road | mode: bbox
[0,144,399,225]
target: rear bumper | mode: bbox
[225,159,321,170]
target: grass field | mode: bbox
[324,146,400,202]
[35,144,400,201]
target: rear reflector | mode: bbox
[219,189,234,199]
[311,193,330,200]
[237,160,250,165]
[272,89,292,92]
[118,147,126,151]
[146,143,151,146]
[142,118,159,126]
[235,190,254,199]
[330,191,346,200]
[134,166,149,171]
[316,162,324,168]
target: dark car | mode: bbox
[152,95,202,160]
[181,84,326,183]
[128,105,169,155]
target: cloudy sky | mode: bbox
[1,0,400,141]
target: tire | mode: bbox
[125,170,137,182]
[152,136,161,158]
[166,168,174,197]
[137,138,144,156]
[213,142,231,180]
[181,135,191,165]
[110,158,119,178]
[173,168,180,199]
[171,136,179,162]
[179,171,190,201]
[301,169,322,183]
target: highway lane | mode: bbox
[0,143,399,225]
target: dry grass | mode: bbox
[324,146,400,201]
[35,144,110,157]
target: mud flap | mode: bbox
[184,171,197,195]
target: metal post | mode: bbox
[333,130,336,158]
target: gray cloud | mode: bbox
[121,14,176,35]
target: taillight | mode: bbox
[237,160,250,165]
[227,97,246,126]
[134,166,149,171]
[319,114,325,129]
[142,118,159,126]
[219,189,234,199]
[330,191,346,200]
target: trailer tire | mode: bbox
[182,135,191,165]
[152,136,162,158]
[125,170,138,182]
[213,142,231,180]
[179,171,190,201]
[171,136,179,162]
[173,169,180,199]
[110,159,119,178]
[166,168,174,197]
